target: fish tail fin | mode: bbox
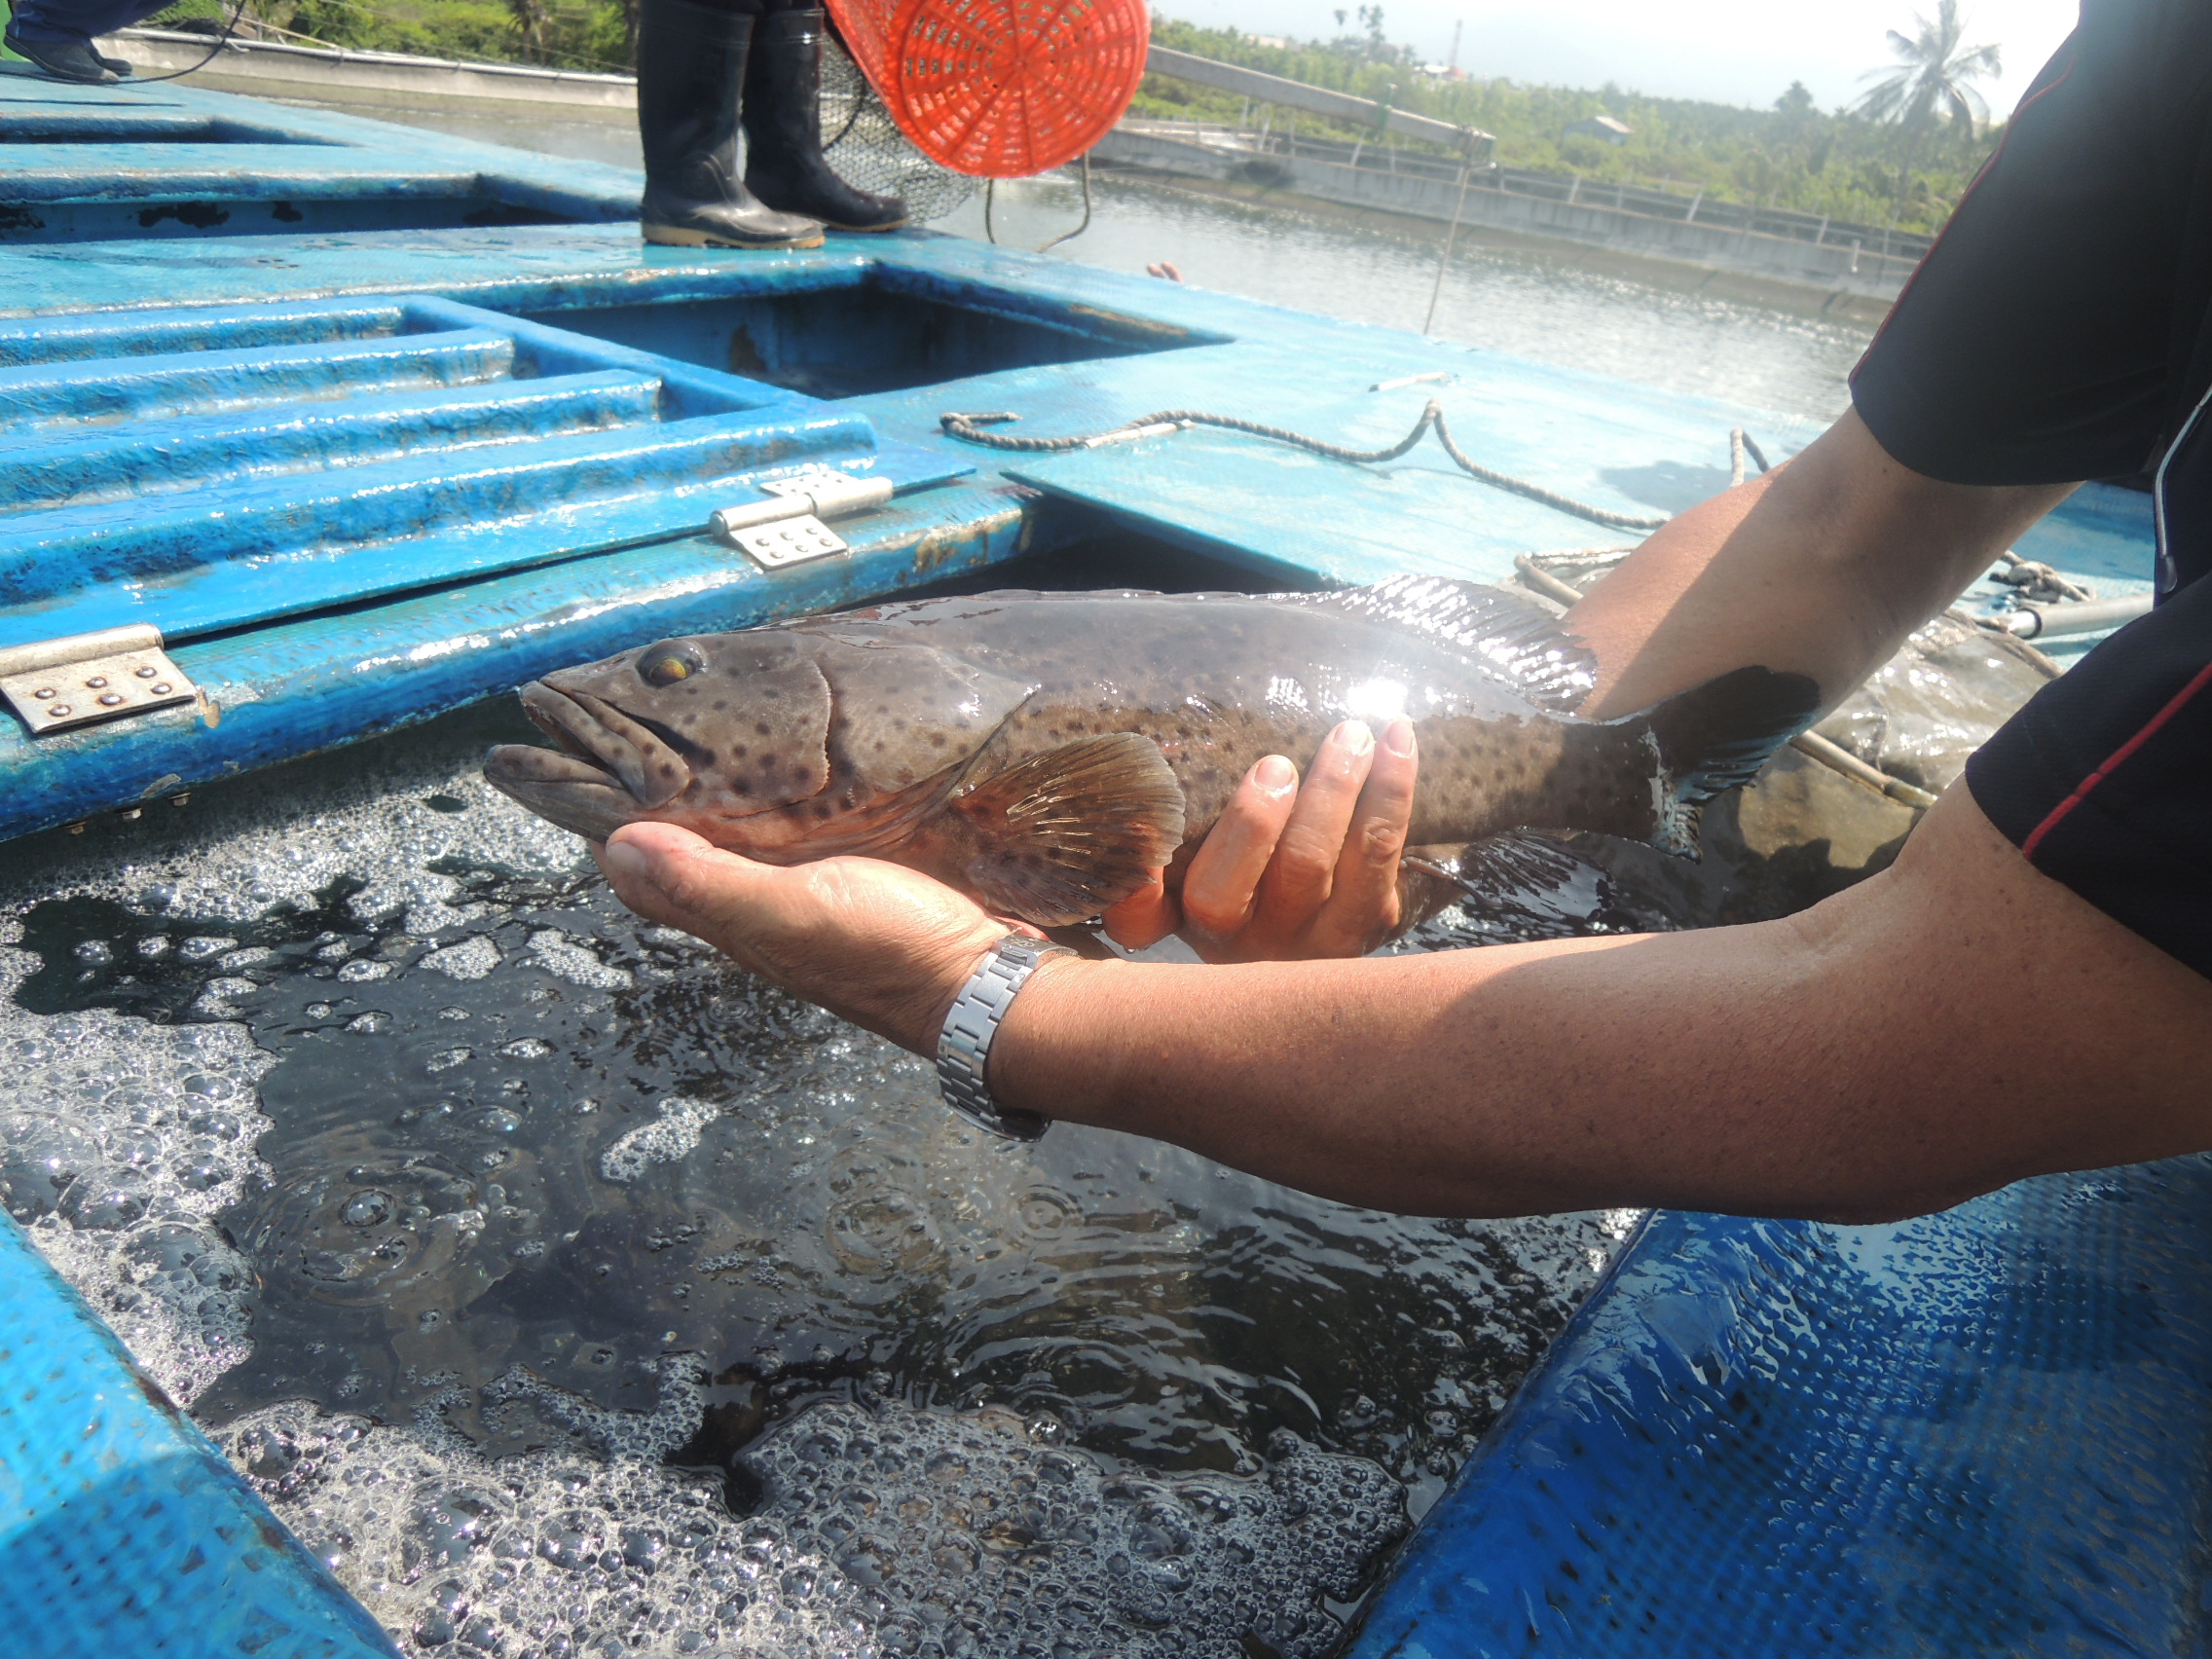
[1644,666,1821,857]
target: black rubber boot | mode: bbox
[5,31,120,83]
[742,8,909,233]
[636,0,824,251]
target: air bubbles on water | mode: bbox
[0,987,276,1403]
[422,937,502,982]
[530,929,634,992]
[600,1098,722,1186]
[231,1368,1403,1659]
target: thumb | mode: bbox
[598,822,768,930]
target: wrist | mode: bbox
[934,936,1080,1141]
[984,951,1101,1122]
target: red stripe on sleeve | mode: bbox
[2021,659,2212,859]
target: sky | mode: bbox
[1155,0,2083,118]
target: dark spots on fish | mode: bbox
[756,721,772,737]
[813,802,835,821]
[928,733,947,750]
[658,761,680,779]
[732,745,747,759]
[712,700,729,713]
[872,739,887,753]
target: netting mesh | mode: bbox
[819,35,977,222]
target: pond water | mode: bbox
[1,685,1643,1659]
[2,96,1878,1659]
[276,94,1873,424]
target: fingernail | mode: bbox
[602,838,653,881]
[1254,755,1297,793]
[1336,720,1374,756]
[1384,719,1416,757]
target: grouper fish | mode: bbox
[482,575,1817,928]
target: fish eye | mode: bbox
[639,644,704,687]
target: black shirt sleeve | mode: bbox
[1851,0,2212,981]
[1964,574,2212,980]
[1850,0,2212,486]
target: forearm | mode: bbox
[990,794,2212,1220]
[995,923,1959,1219]
[1569,408,2079,718]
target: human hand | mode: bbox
[1102,718,1418,962]
[595,823,1019,1055]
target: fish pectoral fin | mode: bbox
[953,734,1188,927]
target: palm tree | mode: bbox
[1854,0,2002,145]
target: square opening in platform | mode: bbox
[515,270,1223,400]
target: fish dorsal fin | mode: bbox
[1303,574,1598,716]
[953,734,1189,926]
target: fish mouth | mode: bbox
[482,682,694,840]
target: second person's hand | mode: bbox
[1102,717,1419,961]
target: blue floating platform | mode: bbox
[0,60,2191,1659]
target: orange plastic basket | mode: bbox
[828,0,1150,178]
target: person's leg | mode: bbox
[7,0,178,78]
[634,0,825,250]
[740,3,907,232]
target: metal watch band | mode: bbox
[936,935,1069,1141]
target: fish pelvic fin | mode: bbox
[1644,666,1823,857]
[1302,574,1598,715]
[954,734,1189,926]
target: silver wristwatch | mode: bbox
[936,935,1069,1141]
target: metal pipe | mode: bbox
[1999,594,2154,639]
[710,476,892,540]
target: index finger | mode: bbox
[1177,753,1300,942]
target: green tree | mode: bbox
[1853,0,2001,146]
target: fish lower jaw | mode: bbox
[483,744,640,842]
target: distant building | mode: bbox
[1564,115,1633,144]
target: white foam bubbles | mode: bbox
[600,1097,722,1185]
[530,930,634,991]
[227,1365,1403,1659]
[423,936,503,982]
[0,976,276,1405]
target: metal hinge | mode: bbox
[0,624,197,737]
[709,470,895,571]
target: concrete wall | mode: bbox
[108,28,636,111]
[1093,126,1919,303]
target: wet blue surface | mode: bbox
[1355,1160,2212,1657]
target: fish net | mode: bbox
[819,34,977,223]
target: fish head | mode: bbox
[482,626,1035,855]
